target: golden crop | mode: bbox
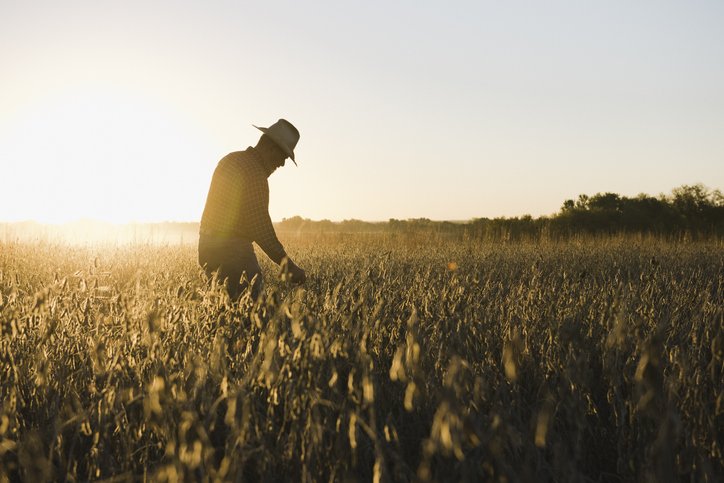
[0,235,722,481]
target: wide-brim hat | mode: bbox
[253,119,300,166]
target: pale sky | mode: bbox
[1,0,722,223]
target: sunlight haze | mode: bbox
[1,0,723,223]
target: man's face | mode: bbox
[270,144,288,172]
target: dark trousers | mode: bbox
[198,235,263,300]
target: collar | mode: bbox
[247,146,276,178]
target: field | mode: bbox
[0,235,722,482]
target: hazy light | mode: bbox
[1,87,214,223]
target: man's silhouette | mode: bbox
[199,119,306,300]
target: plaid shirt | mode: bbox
[200,147,287,264]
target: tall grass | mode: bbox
[0,235,722,481]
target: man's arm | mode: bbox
[246,180,287,264]
[245,170,305,283]
[249,195,306,283]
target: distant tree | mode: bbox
[670,184,711,214]
[588,193,622,212]
[712,189,724,207]
[576,194,590,209]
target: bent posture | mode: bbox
[199,119,306,299]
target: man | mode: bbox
[199,119,306,300]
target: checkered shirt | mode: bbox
[200,148,287,264]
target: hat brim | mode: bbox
[254,125,297,166]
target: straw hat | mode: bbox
[253,119,300,165]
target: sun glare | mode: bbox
[1,87,212,224]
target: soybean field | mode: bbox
[0,235,722,482]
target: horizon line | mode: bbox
[0,216,502,226]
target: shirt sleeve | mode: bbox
[246,176,287,264]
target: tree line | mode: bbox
[276,184,724,240]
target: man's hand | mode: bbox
[289,262,306,284]
[280,258,307,284]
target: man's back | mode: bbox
[201,149,265,237]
